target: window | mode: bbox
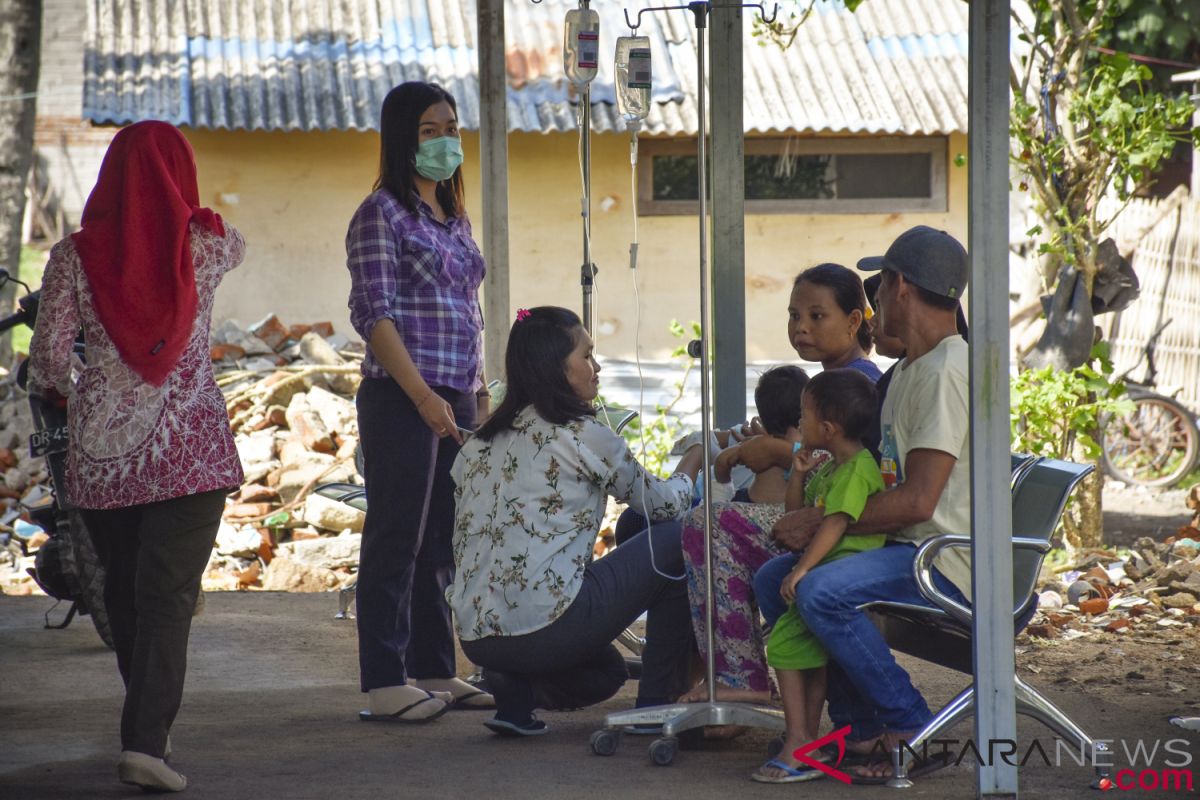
[639,137,948,215]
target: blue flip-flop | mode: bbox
[750,758,826,784]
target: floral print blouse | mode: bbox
[449,407,693,640]
[28,223,246,510]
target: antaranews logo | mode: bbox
[792,730,1196,791]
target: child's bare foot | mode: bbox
[679,681,772,705]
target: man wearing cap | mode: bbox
[771,225,971,781]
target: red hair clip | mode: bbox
[515,308,531,322]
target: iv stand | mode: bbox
[579,0,597,334]
[593,0,783,765]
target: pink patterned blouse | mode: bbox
[28,223,246,510]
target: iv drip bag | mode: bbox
[564,8,600,86]
[615,36,652,123]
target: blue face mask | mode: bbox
[414,136,464,182]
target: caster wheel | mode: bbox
[590,729,620,756]
[766,735,784,759]
[649,737,678,766]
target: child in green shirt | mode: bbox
[751,368,886,783]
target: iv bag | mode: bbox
[564,8,600,86]
[615,36,651,122]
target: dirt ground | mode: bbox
[1,482,1197,799]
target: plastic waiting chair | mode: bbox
[862,456,1111,789]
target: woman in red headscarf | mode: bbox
[29,121,246,793]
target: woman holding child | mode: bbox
[449,307,705,735]
[346,82,494,722]
[679,263,881,705]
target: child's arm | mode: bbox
[780,512,850,601]
[783,448,821,511]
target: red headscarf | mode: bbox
[71,121,225,387]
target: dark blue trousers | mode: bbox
[354,377,474,692]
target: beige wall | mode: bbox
[187,129,968,362]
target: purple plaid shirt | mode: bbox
[346,190,485,391]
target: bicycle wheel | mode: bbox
[1101,393,1200,489]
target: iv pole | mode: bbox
[579,1,597,333]
[592,0,783,765]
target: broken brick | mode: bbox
[249,314,290,352]
[1079,597,1110,615]
[211,343,246,361]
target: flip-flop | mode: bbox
[750,758,826,784]
[450,689,496,710]
[848,753,950,785]
[767,737,874,767]
[483,716,549,737]
[358,694,449,724]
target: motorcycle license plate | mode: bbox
[29,426,69,458]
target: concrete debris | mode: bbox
[301,494,365,534]
[1023,531,1200,644]
[0,315,368,596]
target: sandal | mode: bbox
[358,694,449,724]
[750,758,825,784]
[849,752,950,785]
[451,689,496,710]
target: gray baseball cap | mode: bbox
[857,226,968,300]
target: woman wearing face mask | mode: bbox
[346,82,493,722]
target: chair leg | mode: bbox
[1015,675,1112,789]
[887,685,975,789]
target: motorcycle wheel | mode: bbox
[64,510,115,650]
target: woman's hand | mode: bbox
[780,566,809,603]
[417,391,463,444]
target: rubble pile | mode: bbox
[1025,532,1200,642]
[0,314,370,596]
[201,314,367,592]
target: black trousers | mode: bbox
[461,526,695,715]
[354,377,474,691]
[83,489,228,758]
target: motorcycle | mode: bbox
[0,269,113,648]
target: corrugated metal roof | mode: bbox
[83,0,968,136]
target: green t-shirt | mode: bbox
[767,448,886,671]
[804,447,886,524]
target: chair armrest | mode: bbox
[1012,537,1052,556]
[913,535,1054,627]
[912,535,974,626]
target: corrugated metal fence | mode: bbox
[1104,194,1200,411]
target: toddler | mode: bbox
[750,368,885,783]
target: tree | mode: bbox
[0,0,41,365]
[1010,0,1198,549]
[762,0,1198,550]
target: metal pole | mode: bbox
[710,2,746,428]
[582,83,595,333]
[968,0,1017,796]
[691,0,719,704]
[478,0,510,385]
[599,1,786,747]
[580,0,595,334]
